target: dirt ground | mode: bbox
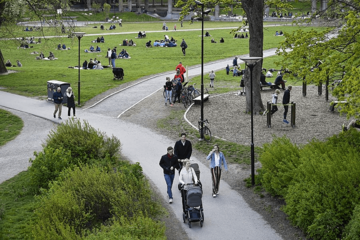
[86,80,349,240]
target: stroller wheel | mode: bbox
[183,213,186,223]
[188,221,191,228]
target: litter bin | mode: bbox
[47,80,70,104]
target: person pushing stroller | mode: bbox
[179,160,199,213]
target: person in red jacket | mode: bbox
[174,69,183,83]
[176,62,186,82]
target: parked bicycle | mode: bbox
[198,119,211,142]
[181,82,193,108]
[188,83,208,99]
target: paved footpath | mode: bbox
[0,50,283,240]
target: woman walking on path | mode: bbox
[206,144,228,198]
[66,87,76,117]
[209,70,216,88]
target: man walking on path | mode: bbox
[282,86,292,124]
[53,87,63,120]
[159,146,180,203]
[180,39,187,56]
[174,133,192,171]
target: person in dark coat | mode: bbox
[180,39,187,56]
[159,146,180,203]
[282,86,292,124]
[53,87,63,120]
[226,64,230,75]
[66,87,75,117]
[174,133,192,172]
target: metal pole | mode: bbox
[250,64,255,186]
[200,4,204,140]
[77,36,81,105]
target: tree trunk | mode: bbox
[241,0,265,113]
[119,0,123,12]
[311,0,317,13]
[0,50,7,74]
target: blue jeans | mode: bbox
[111,58,115,68]
[164,174,175,199]
[165,90,172,104]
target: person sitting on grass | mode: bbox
[88,59,96,69]
[97,37,101,43]
[5,60,12,67]
[62,44,66,50]
[82,60,88,69]
[48,52,55,59]
[90,45,95,52]
[100,36,105,43]
[96,46,101,52]
[128,39,135,46]
[233,67,238,77]
[170,36,176,42]
[220,37,224,43]
[17,60,22,67]
[146,40,152,48]
[94,60,104,70]
[100,24,104,30]
[205,31,210,37]
[211,38,217,43]
[122,39,128,46]
[57,43,61,50]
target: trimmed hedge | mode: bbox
[258,130,360,239]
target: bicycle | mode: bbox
[188,83,208,99]
[198,119,211,142]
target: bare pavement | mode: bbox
[0,49,283,240]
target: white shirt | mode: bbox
[107,50,112,58]
[214,153,220,166]
[209,72,216,79]
[272,93,278,104]
[266,71,273,77]
[179,167,198,185]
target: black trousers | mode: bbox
[271,105,278,115]
[182,48,186,55]
[68,107,75,116]
[283,106,289,119]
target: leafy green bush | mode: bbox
[85,215,165,240]
[30,164,164,239]
[259,131,360,239]
[344,204,360,240]
[45,118,120,163]
[257,136,301,196]
[28,147,73,190]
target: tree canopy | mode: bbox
[276,0,360,119]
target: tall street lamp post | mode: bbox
[195,0,211,140]
[240,57,262,186]
[74,32,85,105]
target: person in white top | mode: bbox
[209,70,216,88]
[206,144,228,198]
[271,89,281,115]
[179,161,199,213]
[107,48,112,66]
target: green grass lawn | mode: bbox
[0,23,326,105]
[0,109,24,147]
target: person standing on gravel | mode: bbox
[271,89,281,115]
[53,87,63,120]
[209,70,216,88]
[174,133,192,171]
[282,86,292,124]
[206,144,228,198]
[180,39,187,56]
[159,146,180,204]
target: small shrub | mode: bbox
[343,204,360,240]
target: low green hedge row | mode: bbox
[258,130,360,239]
[26,118,165,239]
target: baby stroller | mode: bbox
[113,68,124,80]
[181,163,204,228]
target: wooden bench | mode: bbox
[329,101,347,112]
[260,83,277,90]
[193,94,209,105]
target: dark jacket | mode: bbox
[175,81,182,92]
[159,154,180,175]
[165,81,173,91]
[180,40,187,49]
[275,75,284,85]
[67,93,75,108]
[53,91,63,104]
[174,140,192,160]
[111,51,117,59]
[283,89,291,104]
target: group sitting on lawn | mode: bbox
[82,58,103,69]
[118,49,131,59]
[234,33,248,38]
[86,45,101,52]
[57,43,68,50]
[153,39,177,47]
[137,31,146,38]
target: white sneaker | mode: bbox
[212,194,216,198]
[169,198,173,203]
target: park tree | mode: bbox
[0,0,77,74]
[275,0,360,120]
[176,0,292,114]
